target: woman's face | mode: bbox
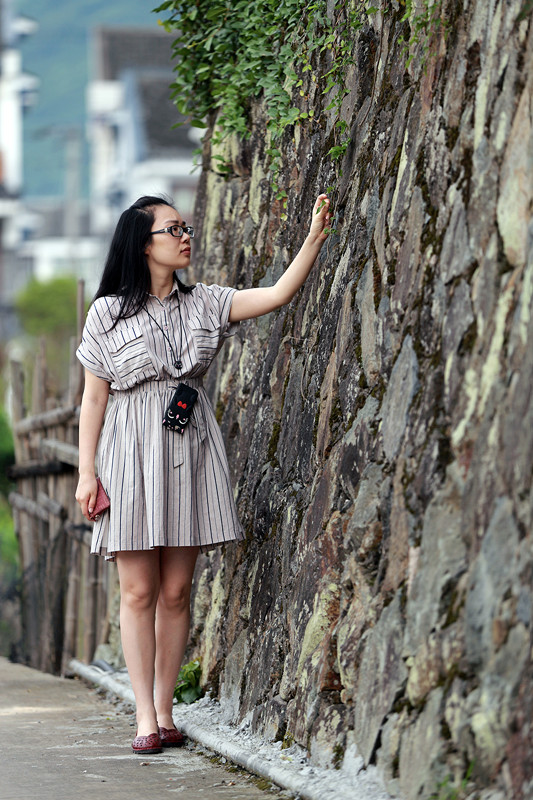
[144,204,192,272]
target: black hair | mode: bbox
[93,194,195,328]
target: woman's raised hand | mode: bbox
[309,194,331,242]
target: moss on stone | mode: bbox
[267,421,281,465]
[215,399,225,425]
[296,583,340,678]
[333,742,345,769]
[388,144,403,179]
[251,777,273,791]
[372,258,382,313]
[458,319,478,357]
[328,395,343,433]
[446,125,460,151]
[281,731,295,749]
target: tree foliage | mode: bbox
[0,408,17,631]
[15,276,78,397]
[15,276,77,338]
[0,408,14,497]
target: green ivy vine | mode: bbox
[153,1,375,189]
[153,0,446,214]
[400,0,448,68]
[154,0,303,138]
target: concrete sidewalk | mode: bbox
[0,657,276,800]
[69,660,395,800]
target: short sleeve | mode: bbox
[76,301,114,381]
[198,283,240,340]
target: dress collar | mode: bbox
[147,280,180,303]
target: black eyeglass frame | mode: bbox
[150,225,195,239]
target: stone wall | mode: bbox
[185,2,533,797]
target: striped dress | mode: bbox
[76,281,244,560]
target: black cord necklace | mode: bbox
[145,294,183,370]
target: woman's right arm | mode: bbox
[75,369,110,520]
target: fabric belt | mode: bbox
[113,378,208,465]
[117,377,205,396]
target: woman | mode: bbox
[75,192,331,754]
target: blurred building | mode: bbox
[18,191,99,284]
[7,23,199,305]
[0,0,38,341]
[87,26,199,245]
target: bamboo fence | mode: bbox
[8,281,117,675]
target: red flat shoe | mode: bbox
[159,726,185,747]
[132,732,162,754]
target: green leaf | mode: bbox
[517,0,533,21]
[173,659,203,704]
[180,687,199,704]
[205,6,225,20]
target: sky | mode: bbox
[15,0,164,197]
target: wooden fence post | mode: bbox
[8,278,120,675]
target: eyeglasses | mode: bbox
[150,225,195,239]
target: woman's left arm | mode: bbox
[229,194,331,322]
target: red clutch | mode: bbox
[88,478,110,521]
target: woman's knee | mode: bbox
[158,582,191,613]
[116,551,160,611]
[121,581,159,611]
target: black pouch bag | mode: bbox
[162,383,199,434]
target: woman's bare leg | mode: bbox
[154,546,199,729]
[115,549,161,736]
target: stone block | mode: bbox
[375,710,408,787]
[444,678,472,752]
[356,260,382,385]
[336,558,375,700]
[440,193,474,284]
[353,594,408,765]
[381,335,420,461]
[383,457,412,593]
[252,695,287,742]
[467,624,530,774]
[442,280,474,361]
[465,497,520,670]
[309,702,349,769]
[339,396,380,501]
[391,186,425,313]
[220,629,249,723]
[406,625,464,707]
[404,468,467,656]
[497,84,533,268]
[398,689,446,800]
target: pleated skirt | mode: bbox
[92,378,244,560]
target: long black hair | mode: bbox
[93,195,194,327]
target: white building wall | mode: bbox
[86,80,125,234]
[0,46,38,195]
[19,235,102,294]
[87,71,198,237]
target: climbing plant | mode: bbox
[400,0,448,67]
[153,1,375,176]
[153,0,446,212]
[153,0,303,139]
